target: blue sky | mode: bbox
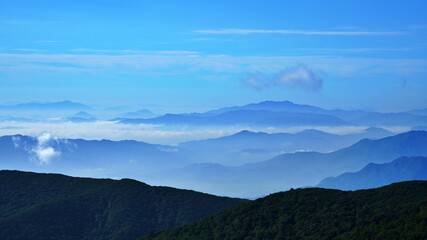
[1,0,427,112]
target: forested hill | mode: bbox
[143,181,427,240]
[0,170,246,240]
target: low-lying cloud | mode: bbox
[33,145,59,165]
[242,65,323,91]
[1,120,408,146]
[12,133,61,165]
[32,133,60,165]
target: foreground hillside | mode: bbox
[0,170,246,240]
[143,181,427,240]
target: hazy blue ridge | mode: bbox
[317,156,427,190]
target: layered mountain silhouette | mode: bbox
[0,128,393,178]
[142,181,427,240]
[0,170,246,240]
[2,130,427,198]
[317,156,427,190]
[179,127,392,166]
[152,131,427,197]
[1,100,426,127]
[120,109,349,127]
[118,100,427,127]
[0,135,191,177]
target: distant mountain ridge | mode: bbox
[317,156,427,190]
[0,134,191,177]
[1,100,426,127]
[0,100,91,111]
[2,130,426,198]
[178,127,393,166]
[152,131,427,197]
[118,100,427,127]
[120,109,349,127]
[204,100,327,115]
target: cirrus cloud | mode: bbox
[194,28,405,36]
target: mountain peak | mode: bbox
[235,130,255,135]
[297,129,328,135]
[69,111,95,119]
[364,127,391,135]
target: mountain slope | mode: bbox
[317,156,427,190]
[142,181,427,240]
[0,170,246,240]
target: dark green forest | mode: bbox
[1,170,426,240]
[143,181,427,240]
[0,170,246,240]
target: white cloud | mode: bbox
[33,146,59,165]
[37,132,52,145]
[277,65,322,89]
[0,120,410,146]
[11,135,21,148]
[31,133,60,165]
[242,65,322,91]
[194,28,405,36]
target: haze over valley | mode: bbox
[1,1,427,239]
[1,100,426,197]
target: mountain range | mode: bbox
[2,130,427,198]
[0,134,191,178]
[151,131,427,197]
[1,100,426,129]
[118,100,427,127]
[0,127,394,179]
[0,101,91,112]
[120,109,350,127]
[178,127,393,166]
